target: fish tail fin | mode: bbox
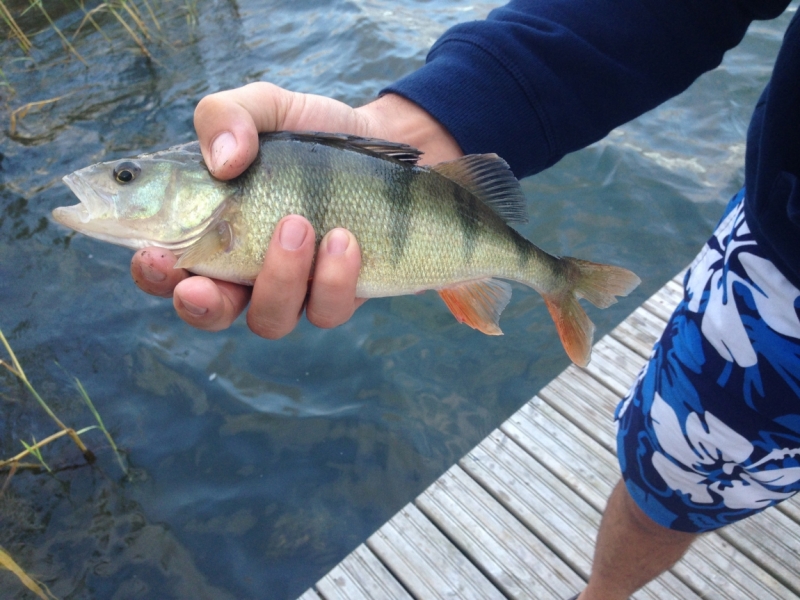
[543,258,640,367]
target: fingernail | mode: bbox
[180,299,208,317]
[210,131,236,173]
[140,263,166,283]
[325,229,350,255]
[279,217,307,250]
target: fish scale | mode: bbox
[53,131,640,366]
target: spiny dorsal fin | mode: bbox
[259,132,423,165]
[437,278,513,335]
[432,154,528,224]
[174,221,233,270]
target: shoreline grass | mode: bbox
[0,545,57,600]
[0,327,127,475]
[1,0,199,76]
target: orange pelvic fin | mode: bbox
[438,278,513,335]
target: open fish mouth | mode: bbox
[53,173,153,249]
[55,173,114,227]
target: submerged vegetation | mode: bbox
[1,0,198,137]
[1,0,199,61]
[0,326,126,474]
[0,327,126,596]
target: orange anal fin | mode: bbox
[543,293,595,367]
[438,279,512,336]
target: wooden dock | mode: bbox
[298,273,800,600]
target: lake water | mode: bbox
[0,1,796,598]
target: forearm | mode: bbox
[384,0,789,178]
[356,93,464,165]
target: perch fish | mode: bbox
[53,132,640,366]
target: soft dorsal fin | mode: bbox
[432,154,528,224]
[437,278,513,335]
[259,131,423,165]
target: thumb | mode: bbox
[194,82,295,179]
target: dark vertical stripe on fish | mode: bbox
[454,184,480,265]
[508,227,532,269]
[385,163,415,263]
[301,142,331,239]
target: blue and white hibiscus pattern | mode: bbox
[616,190,800,533]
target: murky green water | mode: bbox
[0,2,796,598]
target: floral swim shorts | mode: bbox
[616,188,800,533]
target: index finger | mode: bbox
[130,247,190,297]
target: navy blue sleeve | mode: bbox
[383,0,789,178]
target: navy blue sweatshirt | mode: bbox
[384,0,800,289]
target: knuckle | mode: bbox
[193,96,218,124]
[307,294,354,330]
[308,310,346,330]
[246,311,295,340]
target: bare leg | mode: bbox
[578,480,698,600]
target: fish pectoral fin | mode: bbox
[438,278,513,335]
[174,221,233,270]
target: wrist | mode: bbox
[356,93,463,165]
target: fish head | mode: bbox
[54,142,233,251]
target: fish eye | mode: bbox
[113,161,141,184]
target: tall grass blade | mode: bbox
[107,4,151,58]
[0,430,69,470]
[74,377,127,475]
[119,0,151,41]
[138,0,161,30]
[184,0,198,28]
[0,545,56,600]
[0,0,33,52]
[0,328,69,432]
[73,1,112,42]
[0,328,93,462]
[9,95,69,137]
[27,0,88,65]
[20,437,51,473]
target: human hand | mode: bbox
[130,82,463,337]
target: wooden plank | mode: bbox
[672,270,688,285]
[462,431,599,577]
[641,279,683,322]
[608,305,668,358]
[461,431,697,599]
[537,365,622,451]
[366,503,505,600]
[777,494,800,524]
[296,589,323,600]
[674,535,797,599]
[583,335,648,399]
[501,396,618,511]
[315,544,412,600]
[416,463,584,599]
[606,269,679,359]
[719,507,800,596]
[506,383,796,598]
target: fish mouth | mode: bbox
[54,171,212,252]
[55,173,114,227]
[53,172,151,250]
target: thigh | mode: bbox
[616,190,800,533]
